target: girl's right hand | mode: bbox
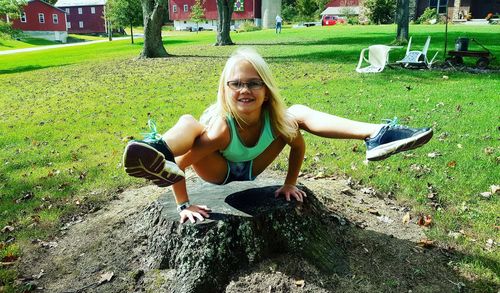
[179,205,211,223]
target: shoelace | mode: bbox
[382,117,406,129]
[141,119,162,140]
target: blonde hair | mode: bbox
[201,47,298,141]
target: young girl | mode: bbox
[123,48,432,224]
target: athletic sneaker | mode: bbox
[123,120,185,187]
[365,117,433,161]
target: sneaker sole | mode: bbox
[366,128,433,161]
[123,142,185,187]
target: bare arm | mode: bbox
[275,131,307,202]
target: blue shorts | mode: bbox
[220,160,256,185]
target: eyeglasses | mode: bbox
[226,79,265,91]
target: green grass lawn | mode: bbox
[0,24,499,291]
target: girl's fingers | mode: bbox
[187,213,195,223]
[194,212,205,222]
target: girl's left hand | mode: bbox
[274,184,307,202]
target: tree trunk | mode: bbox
[215,0,235,46]
[396,0,409,42]
[140,0,168,58]
[130,21,134,44]
[143,178,348,293]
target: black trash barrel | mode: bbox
[455,37,469,51]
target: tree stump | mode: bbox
[144,176,349,293]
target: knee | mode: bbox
[177,114,199,127]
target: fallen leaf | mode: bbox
[340,188,355,196]
[368,208,380,216]
[427,152,441,158]
[483,147,494,155]
[491,185,500,194]
[98,272,114,284]
[457,144,463,149]
[485,239,494,251]
[417,215,432,227]
[442,75,449,79]
[447,161,457,168]
[360,187,376,195]
[480,192,492,199]
[377,215,393,223]
[295,279,305,287]
[402,212,410,225]
[32,269,45,280]
[417,238,434,248]
[1,226,14,233]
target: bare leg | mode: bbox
[288,104,382,140]
[161,114,206,156]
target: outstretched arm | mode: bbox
[275,131,307,202]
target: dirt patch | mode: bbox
[17,171,477,292]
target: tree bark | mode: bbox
[215,0,235,46]
[396,0,409,42]
[143,179,348,293]
[130,21,134,44]
[140,0,168,58]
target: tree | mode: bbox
[140,0,168,58]
[107,0,142,43]
[215,0,235,46]
[395,0,409,42]
[190,0,205,33]
[364,0,396,24]
[296,0,329,21]
[0,0,26,37]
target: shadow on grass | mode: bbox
[0,64,70,75]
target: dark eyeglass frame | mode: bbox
[226,79,265,91]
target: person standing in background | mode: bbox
[275,15,282,34]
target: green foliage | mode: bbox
[340,6,358,25]
[282,3,298,22]
[0,0,26,37]
[106,0,142,29]
[296,0,329,21]
[236,20,261,32]
[190,0,205,24]
[364,0,397,24]
[416,7,437,24]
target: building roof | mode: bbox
[29,0,68,14]
[55,0,106,7]
[321,6,360,15]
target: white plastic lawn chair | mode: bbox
[396,36,439,69]
[356,45,401,73]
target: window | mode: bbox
[65,8,70,14]
[172,4,177,13]
[78,7,82,14]
[53,14,58,24]
[183,4,188,12]
[20,12,26,22]
[429,0,447,14]
[79,21,83,28]
[91,7,95,14]
[67,21,71,28]
[38,13,45,23]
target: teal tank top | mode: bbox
[221,110,276,162]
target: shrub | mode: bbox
[236,21,261,33]
[416,7,437,24]
[364,0,396,24]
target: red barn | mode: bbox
[55,0,107,34]
[169,0,281,31]
[9,0,68,42]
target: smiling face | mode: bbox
[227,60,268,118]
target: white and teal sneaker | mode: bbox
[123,120,185,187]
[365,118,433,161]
